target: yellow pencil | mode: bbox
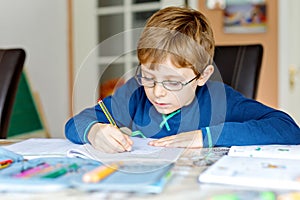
[82,163,119,183]
[97,99,117,126]
[0,163,10,169]
[97,99,133,137]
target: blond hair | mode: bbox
[137,6,215,75]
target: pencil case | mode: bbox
[0,147,101,192]
[0,146,23,162]
[0,146,174,193]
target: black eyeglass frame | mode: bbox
[134,64,201,91]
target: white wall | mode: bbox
[0,0,69,138]
[72,0,98,115]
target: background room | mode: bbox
[0,0,299,138]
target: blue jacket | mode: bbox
[65,78,300,147]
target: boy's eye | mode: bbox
[142,77,154,84]
[163,81,181,87]
[144,77,154,81]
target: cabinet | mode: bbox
[96,0,162,98]
[72,0,191,113]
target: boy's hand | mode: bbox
[148,130,203,148]
[88,123,133,153]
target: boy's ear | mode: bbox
[197,65,214,86]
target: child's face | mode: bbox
[141,59,201,115]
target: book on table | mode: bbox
[198,144,300,190]
[228,144,300,160]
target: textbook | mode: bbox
[228,144,300,160]
[199,144,300,190]
[198,155,300,190]
[3,138,183,163]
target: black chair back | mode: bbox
[211,44,263,99]
[0,48,26,139]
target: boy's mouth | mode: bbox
[154,101,171,108]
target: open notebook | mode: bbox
[3,138,183,163]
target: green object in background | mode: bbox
[260,191,276,200]
[210,194,239,200]
[7,72,43,137]
[210,191,276,200]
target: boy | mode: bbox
[65,6,300,153]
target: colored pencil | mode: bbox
[98,99,117,126]
[82,163,119,183]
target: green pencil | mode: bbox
[41,163,79,179]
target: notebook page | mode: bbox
[67,137,183,162]
[3,138,76,159]
[4,138,183,162]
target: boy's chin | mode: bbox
[154,107,178,115]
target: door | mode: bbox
[279,0,300,124]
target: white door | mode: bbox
[279,0,300,124]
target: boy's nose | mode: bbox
[153,82,167,97]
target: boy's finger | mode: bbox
[104,137,127,153]
[112,134,132,152]
[148,135,175,145]
[119,127,132,136]
[149,140,170,147]
[124,134,133,145]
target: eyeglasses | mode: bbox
[134,65,200,91]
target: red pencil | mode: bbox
[0,159,13,165]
